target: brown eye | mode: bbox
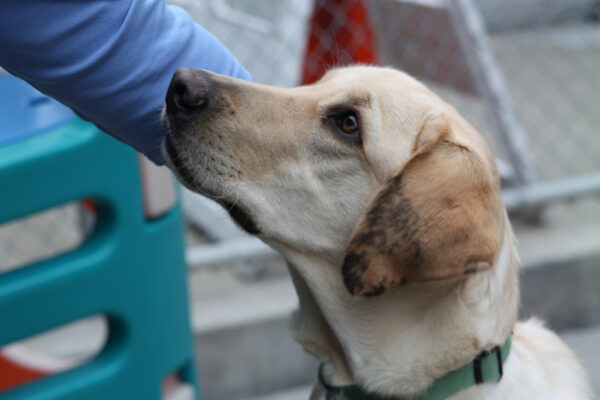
[340,114,359,134]
[327,111,361,143]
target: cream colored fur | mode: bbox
[162,66,593,399]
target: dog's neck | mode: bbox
[280,224,519,398]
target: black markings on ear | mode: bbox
[358,174,422,263]
[362,279,387,297]
[352,230,377,247]
[343,174,425,297]
[342,251,368,294]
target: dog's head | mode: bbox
[162,66,504,296]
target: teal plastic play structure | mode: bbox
[0,74,198,399]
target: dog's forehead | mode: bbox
[319,66,417,90]
[313,67,429,115]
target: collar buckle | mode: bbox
[473,345,503,384]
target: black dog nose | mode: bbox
[166,68,210,114]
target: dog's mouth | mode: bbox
[219,200,260,235]
[163,134,199,191]
[164,134,261,235]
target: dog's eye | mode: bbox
[328,111,361,143]
[340,114,358,134]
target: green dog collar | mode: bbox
[320,334,512,400]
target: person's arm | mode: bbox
[0,0,250,165]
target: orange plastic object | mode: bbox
[0,353,47,392]
[301,0,379,84]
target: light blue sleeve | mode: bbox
[0,0,250,165]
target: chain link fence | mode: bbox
[171,0,600,191]
[160,0,600,274]
[2,0,600,273]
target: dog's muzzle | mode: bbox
[162,68,212,185]
[162,69,261,236]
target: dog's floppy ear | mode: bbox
[342,114,503,297]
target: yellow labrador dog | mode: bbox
[162,66,593,400]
